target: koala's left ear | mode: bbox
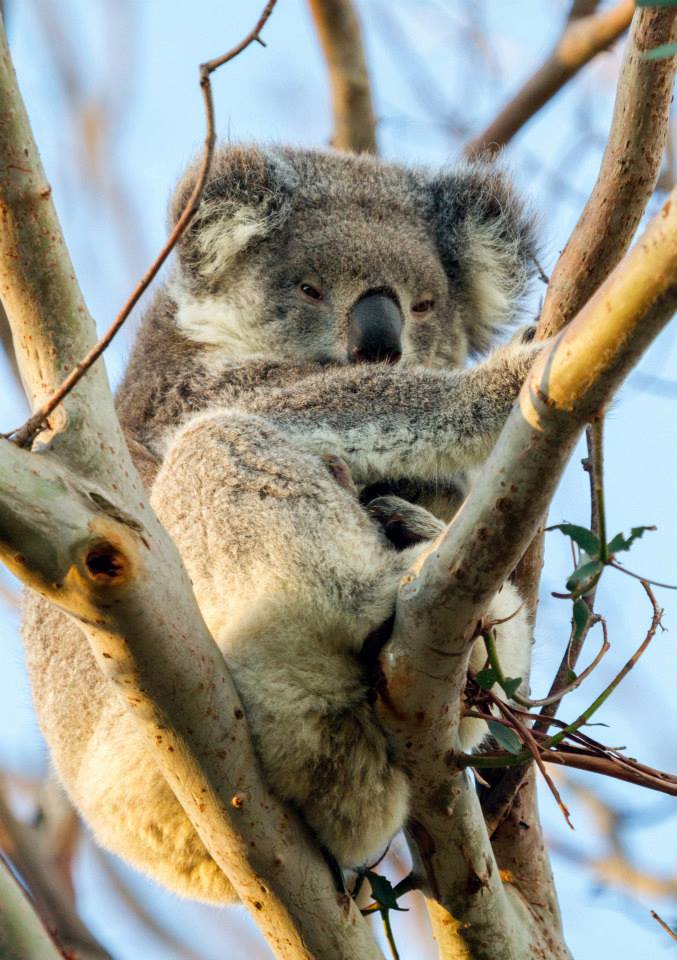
[425,166,536,355]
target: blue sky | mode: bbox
[1,2,676,958]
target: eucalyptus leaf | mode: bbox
[644,42,677,60]
[607,526,655,555]
[548,523,601,558]
[566,559,603,593]
[366,871,408,912]
[475,667,498,690]
[572,597,590,639]
[502,676,522,699]
[487,720,522,755]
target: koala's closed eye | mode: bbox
[411,297,435,316]
[298,281,324,303]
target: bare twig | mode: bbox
[464,0,634,160]
[308,0,377,153]
[651,910,677,941]
[5,0,277,449]
[491,696,574,829]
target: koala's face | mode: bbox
[171,146,533,370]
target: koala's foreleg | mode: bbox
[245,331,542,488]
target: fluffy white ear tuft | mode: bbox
[464,209,532,347]
[426,165,536,355]
[190,205,266,282]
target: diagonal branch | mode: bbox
[4,0,278,451]
[0,12,382,960]
[381,187,677,958]
[308,0,377,153]
[539,6,677,335]
[464,0,634,160]
[0,857,65,960]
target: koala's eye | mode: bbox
[298,282,324,303]
[411,298,434,316]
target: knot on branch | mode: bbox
[83,541,129,586]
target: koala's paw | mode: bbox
[496,323,546,383]
[321,454,358,496]
[517,323,537,344]
[368,495,445,550]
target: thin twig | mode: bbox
[5,0,277,449]
[608,560,677,590]
[651,910,677,941]
[492,696,574,829]
[535,420,607,734]
[463,583,663,779]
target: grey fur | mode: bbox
[23,144,538,904]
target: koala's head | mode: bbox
[169,144,535,369]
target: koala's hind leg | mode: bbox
[367,495,445,549]
[152,411,411,871]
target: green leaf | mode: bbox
[475,667,498,690]
[366,871,408,912]
[502,676,522,699]
[566,559,603,594]
[645,42,677,60]
[548,523,601,558]
[607,526,656,555]
[567,669,578,684]
[487,720,522,755]
[572,597,590,639]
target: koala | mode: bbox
[22,145,537,905]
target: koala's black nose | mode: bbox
[348,290,403,364]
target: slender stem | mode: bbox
[380,910,400,960]
[590,417,607,562]
[464,582,662,769]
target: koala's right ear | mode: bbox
[170,144,296,287]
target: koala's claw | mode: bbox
[321,454,358,496]
[368,495,445,550]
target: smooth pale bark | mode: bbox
[0,16,383,960]
[308,0,377,153]
[382,189,677,958]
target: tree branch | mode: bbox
[0,786,111,960]
[0,857,65,960]
[495,1,677,838]
[539,6,677,335]
[308,0,377,153]
[464,0,634,160]
[381,187,677,958]
[0,13,382,959]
